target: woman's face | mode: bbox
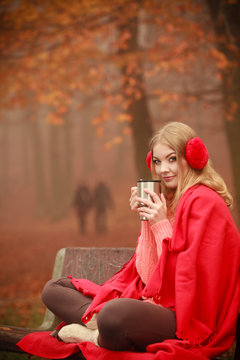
[152,142,188,189]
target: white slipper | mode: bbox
[58,323,99,345]
[86,313,98,330]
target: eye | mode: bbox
[169,156,177,162]
[153,159,160,164]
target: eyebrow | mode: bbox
[153,151,176,160]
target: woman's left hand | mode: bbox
[136,190,167,226]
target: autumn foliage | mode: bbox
[0,0,240,192]
[1,1,239,128]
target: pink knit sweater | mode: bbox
[136,219,173,285]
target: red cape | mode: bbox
[18,185,240,360]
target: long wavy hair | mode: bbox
[149,122,233,215]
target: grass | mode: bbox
[0,295,46,360]
[0,296,45,328]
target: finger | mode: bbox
[138,207,151,218]
[138,206,153,215]
[137,197,160,209]
[130,194,139,212]
[130,189,137,200]
[136,197,151,207]
[129,187,137,201]
[130,198,138,209]
[160,193,166,206]
[130,204,138,213]
[143,189,160,203]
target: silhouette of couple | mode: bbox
[73,182,114,235]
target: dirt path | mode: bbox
[0,202,139,327]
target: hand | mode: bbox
[129,186,138,213]
[136,190,167,225]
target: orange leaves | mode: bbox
[117,113,132,123]
[152,89,198,108]
[1,0,240,141]
[92,104,132,149]
[92,116,103,127]
[92,105,112,139]
[104,136,123,150]
[92,105,111,125]
[123,85,134,97]
[88,67,99,77]
[58,105,68,114]
[210,48,230,71]
[120,68,144,100]
[128,76,137,87]
[156,35,174,46]
[173,41,189,57]
[122,126,132,135]
[47,113,64,125]
[7,0,40,28]
[153,90,180,104]
[226,101,238,122]
[159,94,173,104]
[118,29,131,50]
[39,90,72,108]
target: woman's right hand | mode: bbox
[129,186,138,213]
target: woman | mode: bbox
[18,122,239,360]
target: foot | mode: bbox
[58,323,99,345]
[86,313,98,330]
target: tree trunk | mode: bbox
[80,108,96,176]
[206,0,240,221]
[118,7,153,179]
[49,124,68,220]
[0,120,10,199]
[48,113,75,220]
[63,115,74,207]
[28,118,48,217]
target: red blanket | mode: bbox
[17,185,240,360]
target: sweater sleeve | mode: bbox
[136,221,158,284]
[136,219,173,284]
[151,219,173,257]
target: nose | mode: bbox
[156,161,169,175]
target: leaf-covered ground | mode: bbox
[0,194,139,329]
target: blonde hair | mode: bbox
[150,122,233,215]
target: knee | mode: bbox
[41,279,57,307]
[97,299,128,350]
[98,298,125,329]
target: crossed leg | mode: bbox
[97,298,176,351]
[41,277,176,351]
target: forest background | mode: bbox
[0,0,239,347]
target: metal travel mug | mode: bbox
[137,179,161,221]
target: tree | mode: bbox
[117,2,153,177]
[206,0,240,217]
[0,0,239,218]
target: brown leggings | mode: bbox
[42,277,176,351]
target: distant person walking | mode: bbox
[94,182,114,233]
[73,184,92,235]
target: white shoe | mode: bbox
[58,323,99,345]
[86,313,98,330]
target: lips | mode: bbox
[163,176,175,182]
